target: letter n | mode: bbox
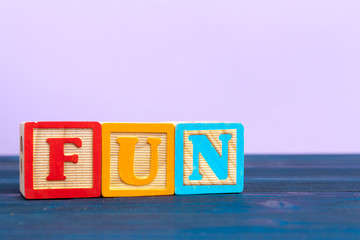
[188,134,232,181]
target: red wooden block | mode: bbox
[19,122,101,199]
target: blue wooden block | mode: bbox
[175,123,244,195]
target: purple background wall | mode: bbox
[1,1,360,155]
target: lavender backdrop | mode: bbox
[1,1,359,155]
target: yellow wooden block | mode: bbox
[102,123,175,197]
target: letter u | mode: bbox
[117,137,161,185]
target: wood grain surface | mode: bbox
[33,128,94,189]
[1,155,360,239]
[183,129,237,186]
[109,132,168,190]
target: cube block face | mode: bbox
[102,123,175,197]
[20,122,101,199]
[175,123,244,195]
[33,128,94,190]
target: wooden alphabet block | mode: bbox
[19,122,102,199]
[174,123,244,195]
[101,123,175,197]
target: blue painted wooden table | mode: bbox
[1,155,360,239]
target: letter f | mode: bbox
[46,138,82,181]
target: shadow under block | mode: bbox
[101,123,175,197]
[19,122,102,199]
[175,123,244,195]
